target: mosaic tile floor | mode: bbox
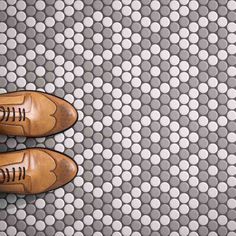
[0,0,236,235]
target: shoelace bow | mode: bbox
[0,167,26,182]
[0,106,26,122]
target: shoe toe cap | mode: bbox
[44,94,78,135]
[54,101,78,131]
[48,151,78,191]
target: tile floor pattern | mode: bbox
[0,0,236,235]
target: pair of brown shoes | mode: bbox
[0,91,78,195]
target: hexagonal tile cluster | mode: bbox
[0,0,236,235]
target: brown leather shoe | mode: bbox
[0,91,78,137]
[0,148,78,195]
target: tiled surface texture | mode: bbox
[0,0,236,235]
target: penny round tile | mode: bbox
[0,0,236,235]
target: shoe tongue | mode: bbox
[0,107,4,121]
[0,170,5,184]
